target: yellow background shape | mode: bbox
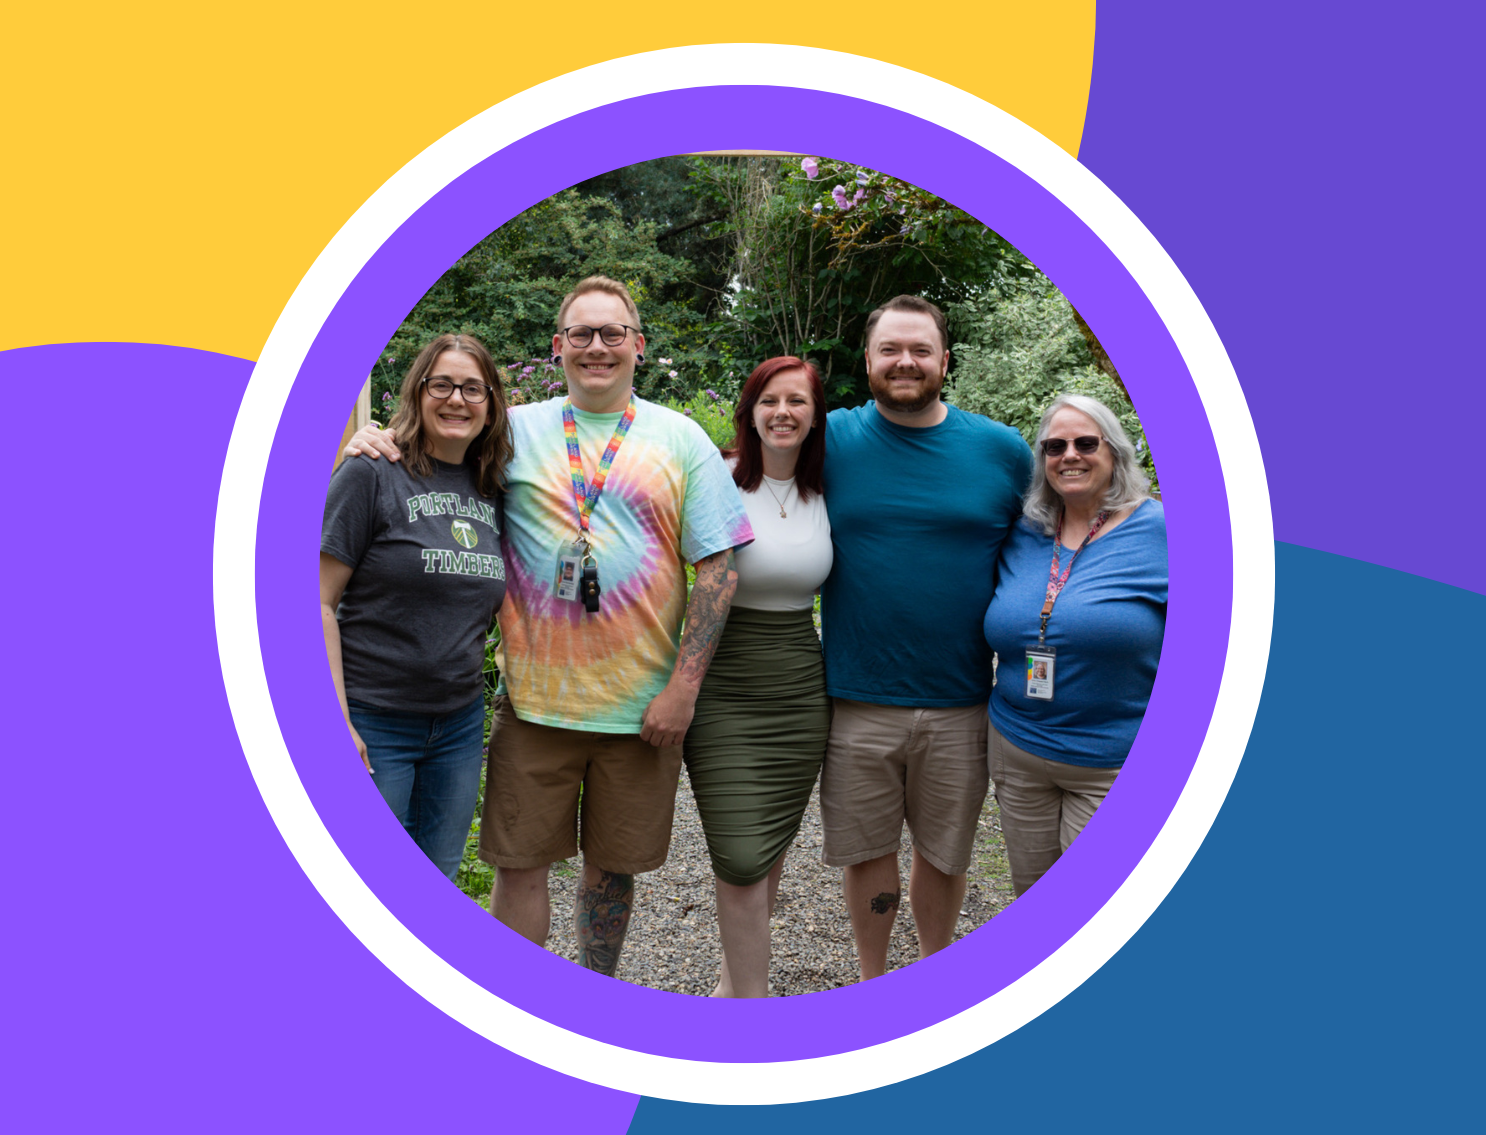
[2,2,1094,360]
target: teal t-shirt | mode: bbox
[820,401,1032,706]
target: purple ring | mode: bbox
[255,85,1231,1063]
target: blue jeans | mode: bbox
[347,696,485,882]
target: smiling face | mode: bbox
[553,291,644,413]
[751,367,816,469]
[419,349,491,462]
[1043,407,1114,510]
[865,309,949,415]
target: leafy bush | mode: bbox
[661,391,735,450]
[945,282,1158,490]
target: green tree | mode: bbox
[377,188,728,411]
[693,155,1037,406]
[945,280,1158,489]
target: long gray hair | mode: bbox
[1023,393,1151,535]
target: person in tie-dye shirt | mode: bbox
[347,277,753,979]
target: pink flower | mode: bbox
[801,157,819,179]
[853,187,866,203]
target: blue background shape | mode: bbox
[630,545,1484,1130]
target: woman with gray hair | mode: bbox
[981,393,1168,896]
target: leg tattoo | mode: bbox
[870,891,900,915]
[575,871,634,977]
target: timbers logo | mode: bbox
[450,519,478,549]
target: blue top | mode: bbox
[984,499,1168,767]
[821,401,1033,706]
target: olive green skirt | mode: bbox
[683,607,829,887]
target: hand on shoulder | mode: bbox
[344,424,402,462]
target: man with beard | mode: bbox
[818,295,1032,981]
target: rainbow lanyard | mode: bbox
[1038,508,1110,644]
[562,395,637,540]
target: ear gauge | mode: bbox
[636,352,646,365]
[552,355,562,365]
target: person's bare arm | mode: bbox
[343,422,402,462]
[319,552,372,772]
[639,549,738,748]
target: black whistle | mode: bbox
[580,563,602,613]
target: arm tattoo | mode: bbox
[575,870,634,977]
[870,891,900,915]
[673,549,738,687]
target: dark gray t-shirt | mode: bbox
[321,455,505,715]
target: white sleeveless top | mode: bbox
[732,474,833,611]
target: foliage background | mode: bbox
[372,155,1156,491]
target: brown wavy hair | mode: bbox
[723,356,826,501]
[386,334,513,497]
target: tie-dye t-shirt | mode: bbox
[498,396,754,733]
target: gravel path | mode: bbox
[515,771,1018,996]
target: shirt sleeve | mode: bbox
[320,457,381,569]
[678,422,755,565]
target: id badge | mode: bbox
[554,540,585,601]
[1025,646,1057,701]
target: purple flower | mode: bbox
[522,366,534,374]
[381,391,391,402]
[853,187,866,203]
[705,388,719,401]
[812,202,823,215]
[855,171,870,186]
[683,409,693,417]
[832,186,851,211]
[884,190,896,203]
[900,224,911,235]
[801,157,819,179]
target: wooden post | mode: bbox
[333,379,372,471]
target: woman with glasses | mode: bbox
[981,393,1167,896]
[685,356,833,998]
[319,333,513,881]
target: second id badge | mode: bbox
[1025,646,1057,701]
[554,540,585,601]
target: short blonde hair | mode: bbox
[556,276,641,331]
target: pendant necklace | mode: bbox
[762,476,793,518]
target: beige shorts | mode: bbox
[478,697,683,874]
[819,698,990,875]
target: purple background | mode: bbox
[0,343,641,1132]
[254,86,1234,1063]
[1077,1,1486,596]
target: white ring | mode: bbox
[213,43,1274,1104]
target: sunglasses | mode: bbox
[1041,435,1105,457]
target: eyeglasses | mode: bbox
[422,377,493,403]
[560,323,639,348]
[1041,435,1105,457]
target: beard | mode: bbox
[868,365,945,414]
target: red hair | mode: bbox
[723,356,826,501]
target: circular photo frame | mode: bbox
[214,45,1273,1106]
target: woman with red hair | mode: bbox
[684,356,833,998]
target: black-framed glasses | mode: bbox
[1041,435,1105,457]
[560,323,639,348]
[422,377,493,403]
